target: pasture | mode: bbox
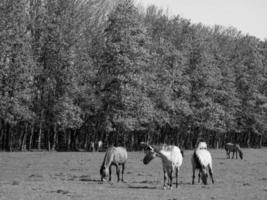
[0,149,266,200]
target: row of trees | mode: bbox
[0,0,266,151]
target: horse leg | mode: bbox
[115,163,120,182]
[121,163,125,182]
[168,167,173,189]
[198,171,201,183]
[232,151,235,159]
[192,167,195,184]
[163,170,167,189]
[208,165,214,184]
[175,167,179,188]
[109,165,112,181]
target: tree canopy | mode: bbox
[0,0,266,151]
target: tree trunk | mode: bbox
[63,129,67,150]
[48,130,51,152]
[19,126,24,150]
[51,124,57,151]
[84,131,88,150]
[123,132,126,147]
[131,133,134,151]
[4,123,10,151]
[38,122,42,150]
[9,126,13,152]
[259,134,262,148]
[74,130,78,150]
[67,129,71,151]
[21,123,28,151]
[246,131,251,148]
[29,125,34,150]
[0,128,3,150]
[38,110,44,150]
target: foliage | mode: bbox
[0,0,266,151]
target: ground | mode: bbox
[0,148,266,200]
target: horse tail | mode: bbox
[180,149,184,158]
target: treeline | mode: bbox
[0,0,266,151]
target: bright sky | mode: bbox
[136,0,267,40]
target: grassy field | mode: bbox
[0,148,266,200]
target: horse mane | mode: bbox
[150,144,176,152]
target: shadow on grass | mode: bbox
[215,157,227,160]
[26,174,44,182]
[79,177,102,184]
[132,180,158,184]
[182,182,193,185]
[128,185,157,189]
[52,189,70,195]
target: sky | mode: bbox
[136,0,267,40]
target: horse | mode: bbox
[97,140,103,152]
[100,146,127,182]
[141,142,183,190]
[89,141,95,152]
[197,141,207,150]
[191,141,214,185]
[225,143,243,159]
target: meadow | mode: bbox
[0,148,266,200]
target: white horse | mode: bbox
[97,140,103,152]
[197,141,207,150]
[141,142,183,189]
[191,142,214,185]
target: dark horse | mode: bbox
[225,143,243,159]
[100,146,127,182]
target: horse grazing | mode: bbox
[141,142,183,189]
[225,143,243,159]
[192,142,214,185]
[100,146,127,182]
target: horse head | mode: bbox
[239,150,243,159]
[100,165,109,181]
[141,142,157,165]
[200,167,208,185]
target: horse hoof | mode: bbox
[102,179,107,182]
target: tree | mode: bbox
[0,0,35,151]
[98,0,152,145]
